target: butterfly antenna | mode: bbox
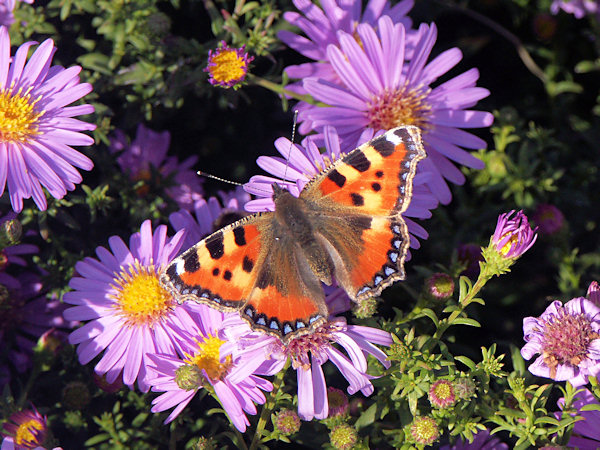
[196,171,244,187]
[281,110,299,188]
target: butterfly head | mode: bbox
[271,183,290,200]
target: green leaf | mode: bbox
[454,356,476,370]
[84,433,110,446]
[355,403,377,430]
[451,318,481,327]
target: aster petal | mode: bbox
[327,346,371,395]
[304,78,367,110]
[7,41,35,86]
[327,43,372,100]
[21,38,54,86]
[421,47,462,86]
[426,133,485,169]
[37,138,94,170]
[339,30,383,94]
[405,23,436,84]
[297,366,315,420]
[429,109,494,128]
[0,28,10,87]
[427,149,465,185]
[123,326,144,386]
[213,381,248,432]
[41,127,94,146]
[95,326,131,375]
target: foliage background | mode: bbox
[1,0,600,448]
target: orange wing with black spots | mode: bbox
[300,126,426,301]
[160,213,328,339]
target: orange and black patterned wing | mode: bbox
[160,213,327,340]
[300,126,426,301]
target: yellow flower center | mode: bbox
[15,418,44,446]
[111,261,175,326]
[0,86,44,143]
[209,49,247,84]
[184,335,232,381]
[499,233,517,256]
[366,85,432,131]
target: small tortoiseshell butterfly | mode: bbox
[161,126,426,341]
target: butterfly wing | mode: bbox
[161,213,327,339]
[300,126,426,301]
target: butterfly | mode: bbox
[160,126,426,341]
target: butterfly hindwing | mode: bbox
[301,126,426,301]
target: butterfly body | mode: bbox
[161,126,426,340]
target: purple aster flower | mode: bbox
[204,41,254,89]
[551,0,599,19]
[532,203,565,236]
[299,18,493,204]
[0,212,37,289]
[169,187,249,250]
[279,0,414,132]
[243,125,436,252]
[439,428,508,449]
[223,314,392,421]
[0,272,73,384]
[0,27,96,213]
[0,0,33,28]
[147,303,273,431]
[1,404,50,449]
[489,210,537,260]
[62,220,205,392]
[109,124,203,211]
[521,297,600,387]
[557,388,600,448]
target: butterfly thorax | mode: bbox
[272,185,334,286]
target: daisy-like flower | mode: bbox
[204,41,254,89]
[1,405,49,449]
[147,303,273,431]
[521,297,600,387]
[244,125,437,252]
[557,388,600,448]
[0,0,33,28]
[0,27,96,213]
[1,272,72,384]
[109,124,203,211]
[551,0,599,19]
[169,186,249,251]
[62,220,202,392]
[0,212,37,289]
[439,428,508,449]
[299,17,493,204]
[223,314,392,421]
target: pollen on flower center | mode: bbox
[15,418,44,446]
[541,310,599,376]
[184,335,232,381]
[366,85,431,131]
[0,87,44,143]
[111,261,174,326]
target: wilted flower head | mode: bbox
[204,41,254,89]
[429,379,456,408]
[327,386,349,417]
[274,409,301,436]
[426,273,454,300]
[1,405,48,449]
[410,416,439,445]
[0,27,95,212]
[329,423,358,450]
[521,297,600,387]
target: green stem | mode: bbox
[248,360,290,450]
[248,74,325,105]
